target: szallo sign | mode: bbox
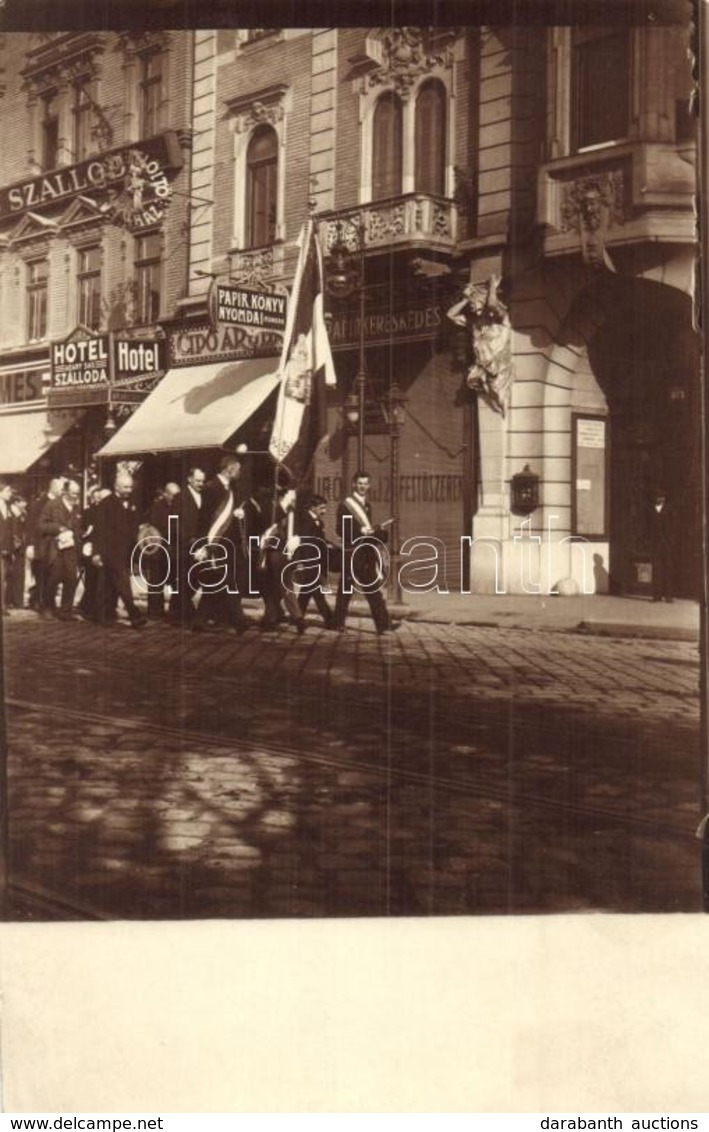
[209,281,288,333]
[0,132,181,228]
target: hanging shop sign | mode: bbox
[208,281,288,333]
[112,337,167,385]
[0,131,181,227]
[50,327,110,394]
[168,321,283,367]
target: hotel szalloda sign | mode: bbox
[48,327,166,408]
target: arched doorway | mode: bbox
[585,276,701,598]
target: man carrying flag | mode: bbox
[269,218,336,486]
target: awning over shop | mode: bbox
[97,356,281,457]
[0,409,78,474]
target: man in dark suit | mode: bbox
[143,481,180,619]
[295,493,336,629]
[193,453,250,633]
[91,470,147,629]
[169,467,207,627]
[40,480,84,620]
[334,470,397,635]
[650,489,674,603]
[26,476,65,616]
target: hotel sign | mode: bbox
[50,328,110,392]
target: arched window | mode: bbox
[372,92,403,200]
[415,80,446,194]
[245,125,278,248]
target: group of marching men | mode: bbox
[0,454,400,636]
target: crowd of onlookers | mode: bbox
[0,456,399,635]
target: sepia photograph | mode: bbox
[0,0,707,1115]
[0,0,702,928]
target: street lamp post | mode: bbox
[388,382,408,605]
[323,213,367,469]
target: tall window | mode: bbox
[41,92,59,171]
[27,259,49,341]
[73,80,95,162]
[372,92,403,200]
[245,125,278,248]
[415,80,446,194]
[134,232,161,324]
[77,246,102,329]
[572,28,631,150]
[139,52,162,137]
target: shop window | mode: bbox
[572,28,630,150]
[72,80,96,162]
[41,92,60,172]
[134,232,161,324]
[139,51,162,138]
[415,80,446,195]
[27,259,49,342]
[372,92,404,200]
[77,246,102,330]
[245,125,278,248]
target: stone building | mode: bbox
[3,17,696,597]
[173,19,698,596]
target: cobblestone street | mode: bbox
[2,610,702,919]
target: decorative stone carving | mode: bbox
[230,246,276,288]
[560,170,625,268]
[364,27,457,101]
[21,33,104,95]
[231,100,284,134]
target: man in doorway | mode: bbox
[0,480,15,615]
[91,470,147,629]
[334,471,397,635]
[650,488,674,603]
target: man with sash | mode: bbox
[192,453,251,634]
[333,470,397,635]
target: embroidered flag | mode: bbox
[269,219,336,482]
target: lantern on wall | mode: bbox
[510,464,540,516]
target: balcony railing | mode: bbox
[317,193,457,255]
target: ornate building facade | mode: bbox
[178,19,698,596]
[1,18,696,596]
[0,31,194,494]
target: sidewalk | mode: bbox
[372,591,701,640]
